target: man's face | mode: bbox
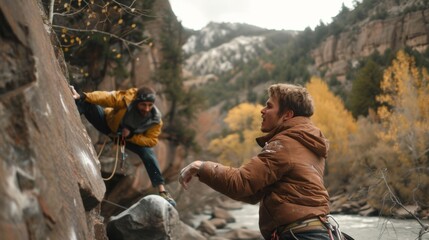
[260,96,285,133]
[136,101,154,117]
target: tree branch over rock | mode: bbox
[51,24,149,48]
[43,0,156,84]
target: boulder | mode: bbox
[209,218,228,229]
[177,221,207,240]
[197,219,217,236]
[395,205,419,219]
[217,228,263,240]
[212,207,236,223]
[106,195,183,240]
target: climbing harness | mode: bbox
[270,215,355,240]
[319,215,355,240]
[120,137,127,171]
[99,134,127,181]
[319,215,339,240]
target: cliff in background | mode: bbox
[0,0,106,239]
[182,0,429,92]
[312,1,429,81]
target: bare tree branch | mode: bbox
[52,5,88,18]
[111,0,153,17]
[381,170,429,240]
[51,24,149,48]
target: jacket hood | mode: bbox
[256,116,329,158]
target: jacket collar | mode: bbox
[255,116,312,147]
[256,116,329,158]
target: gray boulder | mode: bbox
[107,195,205,240]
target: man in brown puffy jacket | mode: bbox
[71,85,176,207]
[179,83,339,239]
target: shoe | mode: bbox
[159,191,176,207]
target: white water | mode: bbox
[224,204,429,240]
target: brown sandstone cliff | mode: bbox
[312,6,429,80]
[0,0,106,239]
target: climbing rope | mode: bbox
[100,136,122,181]
[97,138,108,159]
[102,199,128,210]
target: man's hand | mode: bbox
[179,160,203,190]
[70,85,81,100]
[121,128,130,138]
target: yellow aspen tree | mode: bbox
[376,50,429,204]
[306,77,357,188]
[208,103,263,166]
[224,102,262,131]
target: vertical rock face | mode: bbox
[0,0,106,239]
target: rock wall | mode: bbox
[312,8,429,79]
[0,0,106,239]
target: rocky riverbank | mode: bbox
[183,196,263,240]
[329,192,429,220]
[183,192,429,240]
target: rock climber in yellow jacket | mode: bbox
[71,85,176,206]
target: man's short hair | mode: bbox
[136,86,156,103]
[268,83,314,117]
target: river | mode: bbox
[223,204,429,240]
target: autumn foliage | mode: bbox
[306,77,357,189]
[208,103,263,167]
[371,50,429,210]
[321,50,429,212]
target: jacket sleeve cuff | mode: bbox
[81,92,87,101]
[196,161,205,177]
[197,161,221,184]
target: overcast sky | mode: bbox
[169,0,357,31]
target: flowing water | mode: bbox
[224,204,429,240]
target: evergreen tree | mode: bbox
[348,59,383,118]
[153,11,203,148]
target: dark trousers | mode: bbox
[76,100,165,187]
[279,230,346,240]
[280,230,330,240]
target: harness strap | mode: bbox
[318,216,335,240]
[272,216,328,240]
[120,137,126,171]
[270,229,279,240]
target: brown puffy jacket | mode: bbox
[198,116,330,239]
